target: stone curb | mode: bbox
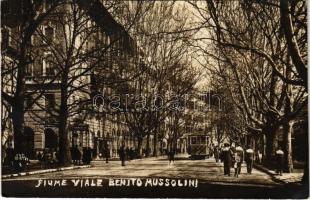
[2,165,91,179]
[253,164,286,184]
[254,164,277,176]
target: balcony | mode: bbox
[25,75,61,84]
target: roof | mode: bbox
[76,0,134,52]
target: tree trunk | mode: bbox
[146,133,150,157]
[58,112,71,166]
[280,0,307,84]
[153,130,157,157]
[12,102,25,154]
[265,129,277,167]
[12,41,28,155]
[217,125,221,145]
[262,134,266,159]
[283,120,294,173]
[137,136,142,158]
[302,121,308,184]
[58,80,72,166]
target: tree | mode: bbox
[27,0,148,165]
[188,0,307,173]
[1,0,61,155]
[118,2,199,157]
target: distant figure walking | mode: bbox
[221,143,233,176]
[168,149,175,164]
[119,145,126,166]
[256,150,262,164]
[245,147,254,174]
[214,146,220,163]
[104,147,110,163]
[129,148,135,160]
[234,145,243,178]
[275,148,284,176]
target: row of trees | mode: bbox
[2,1,199,165]
[98,1,200,157]
[188,0,307,180]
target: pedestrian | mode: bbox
[221,143,233,176]
[245,147,254,174]
[119,144,126,166]
[234,145,243,177]
[126,147,130,161]
[105,147,110,163]
[258,150,262,164]
[51,151,56,167]
[168,149,175,164]
[275,148,284,176]
[129,147,134,160]
[142,148,146,157]
[6,144,14,167]
[37,151,43,162]
[214,146,220,163]
[76,147,82,165]
[209,146,213,158]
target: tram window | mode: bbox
[191,137,197,144]
[197,137,201,144]
[201,136,206,144]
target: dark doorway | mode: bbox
[44,128,58,150]
[24,127,35,159]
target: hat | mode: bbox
[236,146,243,151]
[246,149,254,153]
[276,150,284,155]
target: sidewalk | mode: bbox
[254,164,304,184]
[2,164,91,179]
[91,155,167,166]
[2,155,167,179]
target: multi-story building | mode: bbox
[1,0,142,160]
[160,91,217,154]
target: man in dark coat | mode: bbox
[214,146,220,163]
[221,143,233,176]
[119,145,126,166]
[234,145,244,177]
[6,144,14,166]
[104,147,110,163]
[276,148,284,176]
[245,147,254,174]
[168,149,175,164]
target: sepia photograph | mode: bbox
[1,0,309,198]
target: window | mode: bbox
[24,96,33,108]
[25,64,33,76]
[43,25,54,43]
[45,94,55,110]
[72,131,78,147]
[33,58,43,76]
[200,136,206,144]
[1,27,11,48]
[44,0,54,12]
[44,54,56,76]
[191,137,197,145]
[196,137,201,144]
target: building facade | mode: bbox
[1,0,141,160]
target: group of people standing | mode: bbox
[217,143,285,177]
[37,149,58,168]
[118,145,137,166]
[219,143,255,177]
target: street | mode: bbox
[2,155,308,198]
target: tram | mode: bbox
[187,133,211,159]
